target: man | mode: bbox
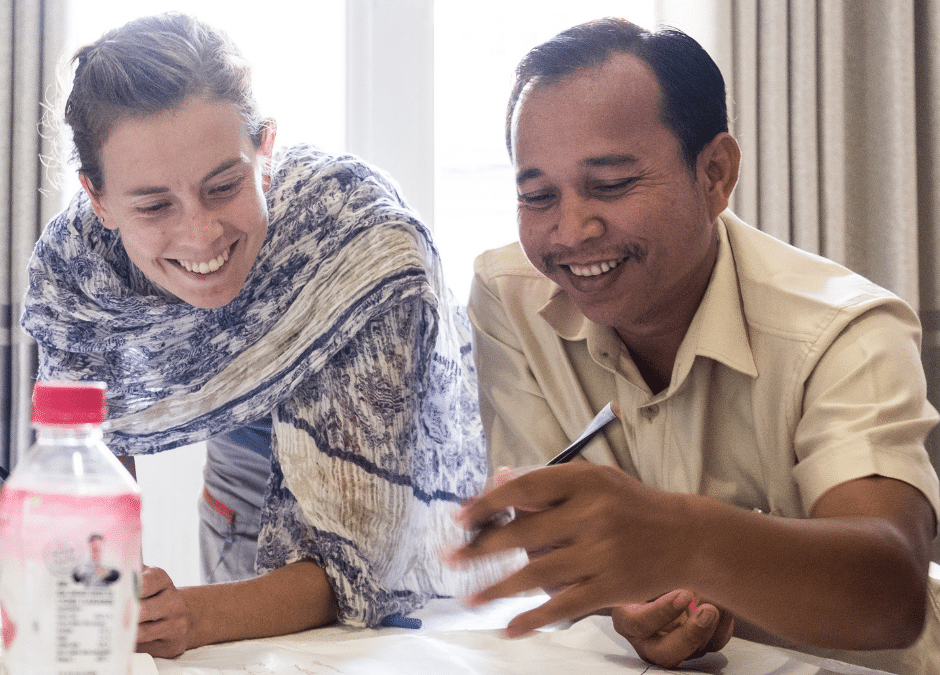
[72,534,121,586]
[448,18,940,673]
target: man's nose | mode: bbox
[555,197,604,246]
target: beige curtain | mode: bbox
[0,0,66,472]
[710,1,940,496]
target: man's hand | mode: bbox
[447,463,688,636]
[136,565,195,658]
[450,464,934,651]
[611,590,734,668]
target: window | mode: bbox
[433,2,657,300]
[61,1,347,195]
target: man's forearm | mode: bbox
[676,485,931,650]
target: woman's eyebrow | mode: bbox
[202,157,247,183]
[123,157,247,197]
[125,185,170,197]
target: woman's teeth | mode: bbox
[179,248,230,274]
[569,259,621,277]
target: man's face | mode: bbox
[511,53,721,343]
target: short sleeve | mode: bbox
[793,302,940,520]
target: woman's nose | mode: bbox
[182,205,223,246]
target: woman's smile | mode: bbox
[173,242,235,275]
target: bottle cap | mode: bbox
[32,381,108,426]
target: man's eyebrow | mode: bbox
[516,167,543,185]
[515,154,640,186]
[583,154,640,168]
[124,157,247,197]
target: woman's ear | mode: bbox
[78,174,118,230]
[697,132,740,220]
[259,119,277,192]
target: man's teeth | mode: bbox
[569,259,621,277]
[180,248,230,274]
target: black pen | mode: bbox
[467,402,619,546]
[545,402,618,465]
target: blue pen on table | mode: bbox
[466,402,619,547]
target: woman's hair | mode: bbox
[506,17,728,171]
[65,12,265,191]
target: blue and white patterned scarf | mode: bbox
[22,144,502,625]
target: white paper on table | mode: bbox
[132,595,544,675]
[249,593,553,647]
[145,596,844,675]
[148,624,825,675]
[133,652,159,675]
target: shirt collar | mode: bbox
[538,212,758,383]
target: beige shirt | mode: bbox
[469,210,940,521]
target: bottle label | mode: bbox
[0,488,141,675]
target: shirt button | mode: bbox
[641,404,660,420]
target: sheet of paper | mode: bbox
[151,623,828,675]
[148,597,842,675]
[262,593,551,647]
[133,652,159,675]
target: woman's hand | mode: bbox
[136,565,195,658]
[611,590,734,668]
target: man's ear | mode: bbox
[697,132,740,220]
[78,173,117,230]
[259,118,277,192]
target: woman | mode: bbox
[22,12,491,658]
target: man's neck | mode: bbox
[614,232,720,395]
[621,333,682,395]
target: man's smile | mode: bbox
[543,243,647,279]
[568,258,622,277]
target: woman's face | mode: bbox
[82,97,275,309]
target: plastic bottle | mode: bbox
[0,381,141,675]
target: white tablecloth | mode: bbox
[133,594,892,675]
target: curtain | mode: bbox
[0,0,66,473]
[695,0,940,553]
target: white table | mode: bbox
[135,594,891,675]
